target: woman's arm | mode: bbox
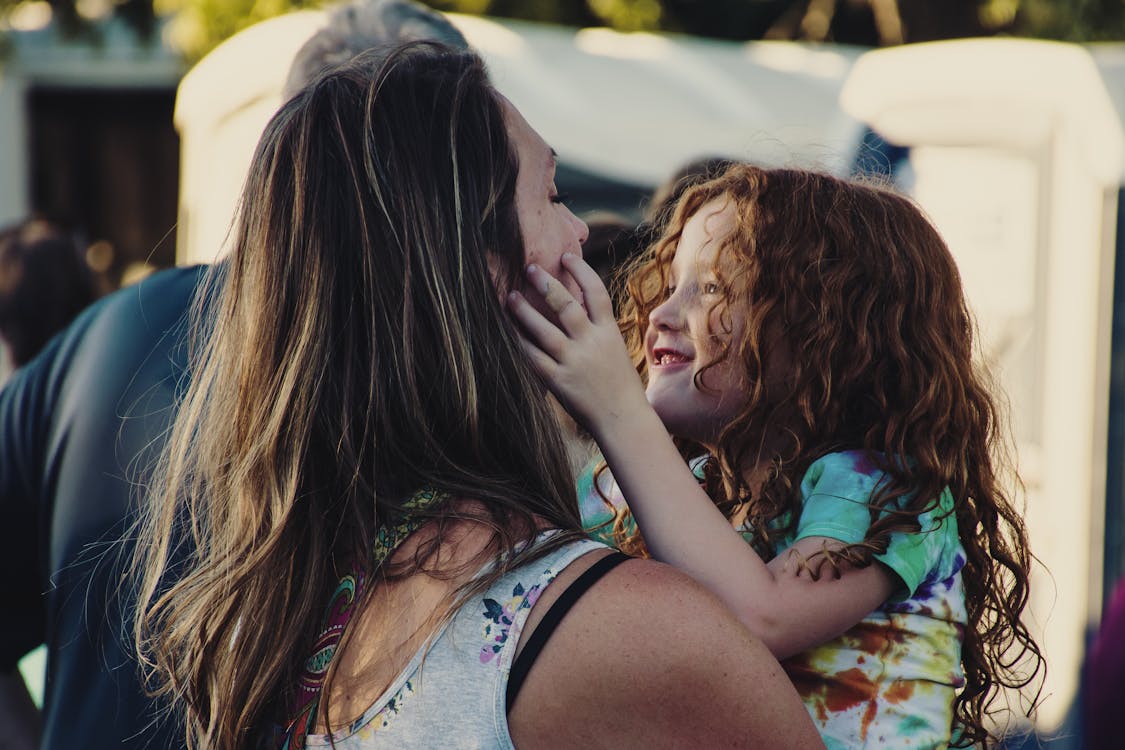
[509,255,893,658]
[507,554,825,749]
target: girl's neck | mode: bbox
[702,423,792,525]
[710,427,790,484]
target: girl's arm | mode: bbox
[509,255,894,658]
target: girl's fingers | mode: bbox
[525,264,591,335]
[515,331,559,378]
[560,253,615,325]
[507,290,569,362]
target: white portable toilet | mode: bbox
[174,10,328,266]
[842,38,1125,731]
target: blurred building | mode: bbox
[0,7,183,288]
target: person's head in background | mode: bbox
[282,0,468,100]
[642,156,733,239]
[134,41,589,746]
[0,219,97,374]
[580,210,641,290]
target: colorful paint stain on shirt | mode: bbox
[777,452,966,749]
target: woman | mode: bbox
[131,42,821,749]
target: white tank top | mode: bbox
[302,534,609,749]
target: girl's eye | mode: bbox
[550,192,572,206]
[664,285,676,299]
[703,282,721,295]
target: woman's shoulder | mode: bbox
[507,554,824,749]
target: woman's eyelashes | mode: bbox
[549,191,572,206]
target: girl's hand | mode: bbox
[507,254,649,437]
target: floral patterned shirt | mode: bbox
[301,534,608,749]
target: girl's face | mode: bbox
[644,198,749,448]
[501,98,589,317]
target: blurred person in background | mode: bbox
[1085,576,1125,749]
[641,155,733,239]
[0,219,98,384]
[0,2,471,748]
[580,211,641,288]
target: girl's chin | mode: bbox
[646,396,727,448]
[644,392,670,420]
[645,401,693,441]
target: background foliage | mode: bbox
[1,0,1123,60]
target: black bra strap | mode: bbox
[506,551,631,711]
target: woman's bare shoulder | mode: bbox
[508,555,824,749]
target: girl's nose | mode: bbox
[649,293,681,331]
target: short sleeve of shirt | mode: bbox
[577,458,621,546]
[791,451,958,598]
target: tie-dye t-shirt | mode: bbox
[577,451,966,750]
[774,451,966,750]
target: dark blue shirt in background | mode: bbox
[1,265,208,749]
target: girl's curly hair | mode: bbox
[612,163,1044,746]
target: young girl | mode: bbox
[509,163,1044,748]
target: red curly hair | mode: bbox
[612,163,1044,746]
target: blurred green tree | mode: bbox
[1,0,1123,61]
[155,0,323,60]
[1014,0,1125,42]
[0,0,156,37]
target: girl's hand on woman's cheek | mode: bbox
[507,254,650,437]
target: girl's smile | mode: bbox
[650,346,694,368]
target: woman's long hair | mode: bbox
[617,164,1044,746]
[132,42,583,749]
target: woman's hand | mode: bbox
[507,254,649,438]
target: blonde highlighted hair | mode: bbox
[132,43,583,748]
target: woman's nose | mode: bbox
[570,210,589,250]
